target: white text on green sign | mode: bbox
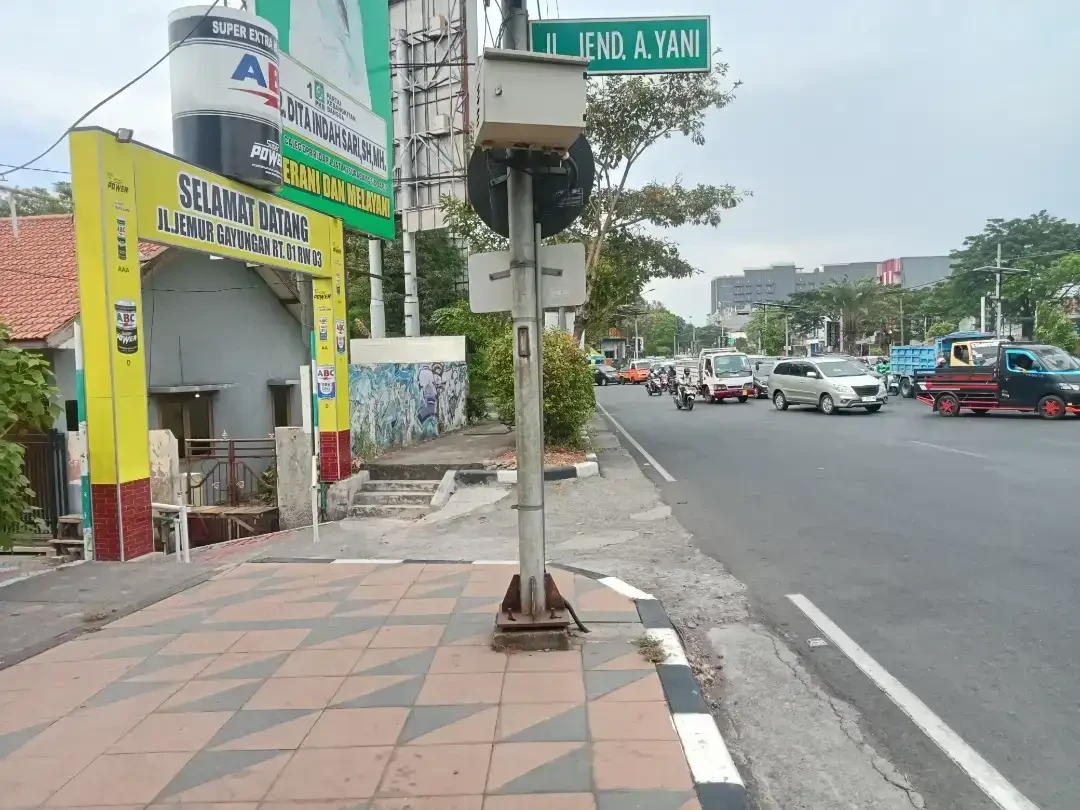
[530,16,710,75]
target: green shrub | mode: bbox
[430,301,511,422]
[486,327,596,448]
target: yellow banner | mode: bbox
[132,145,335,278]
[330,226,350,433]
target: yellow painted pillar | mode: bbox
[313,220,351,480]
[70,130,152,560]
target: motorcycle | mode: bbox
[659,372,669,392]
[645,376,661,396]
[672,378,696,410]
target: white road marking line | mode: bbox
[596,402,676,482]
[909,440,989,460]
[646,628,688,666]
[673,712,745,786]
[598,576,655,601]
[786,593,1040,810]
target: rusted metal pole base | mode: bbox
[491,573,571,651]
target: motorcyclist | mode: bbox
[875,358,890,375]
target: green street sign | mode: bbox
[530,16,711,75]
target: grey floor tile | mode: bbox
[398,705,490,743]
[503,705,588,743]
[156,749,283,801]
[494,746,593,794]
[596,790,698,810]
[206,708,317,749]
[584,670,653,700]
[332,675,424,708]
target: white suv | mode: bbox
[769,357,887,414]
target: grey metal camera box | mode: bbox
[475,48,589,151]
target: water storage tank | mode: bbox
[168,5,283,191]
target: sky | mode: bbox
[3,0,1079,324]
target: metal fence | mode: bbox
[182,437,277,508]
[2,430,68,538]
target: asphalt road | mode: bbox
[596,382,1080,810]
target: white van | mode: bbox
[698,349,754,403]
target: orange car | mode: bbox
[618,360,652,384]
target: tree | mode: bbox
[0,182,72,216]
[925,320,958,341]
[744,309,786,355]
[1034,302,1079,352]
[943,212,1080,330]
[788,279,884,351]
[0,323,59,548]
[443,55,749,342]
[344,224,467,337]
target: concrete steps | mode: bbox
[347,478,440,519]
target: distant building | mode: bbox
[876,256,955,289]
[709,255,956,315]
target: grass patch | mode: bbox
[634,633,669,664]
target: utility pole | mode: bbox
[634,317,639,360]
[501,0,545,617]
[839,308,844,353]
[396,33,420,336]
[995,243,1002,336]
[368,240,386,338]
[899,294,904,346]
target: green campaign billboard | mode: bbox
[530,16,711,75]
[254,0,394,239]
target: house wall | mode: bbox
[143,254,307,438]
[347,336,467,460]
[47,347,77,431]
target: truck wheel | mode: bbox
[819,394,837,415]
[900,378,914,398]
[1037,395,1066,420]
[773,391,789,411]
[936,393,960,416]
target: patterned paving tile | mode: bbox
[596,790,699,810]
[198,651,290,680]
[586,670,665,703]
[416,673,504,705]
[486,742,591,794]
[47,751,195,806]
[1,562,700,810]
[268,747,393,800]
[353,647,436,677]
[158,679,263,713]
[592,741,693,791]
[109,711,233,753]
[399,705,498,745]
[155,748,291,803]
[484,795,595,810]
[331,675,424,708]
[206,708,319,750]
[244,676,345,710]
[304,707,410,747]
[497,703,588,743]
[379,743,491,796]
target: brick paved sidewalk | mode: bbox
[0,560,702,809]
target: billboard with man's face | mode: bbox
[254,0,394,239]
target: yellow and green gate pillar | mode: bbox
[313,228,352,481]
[70,127,352,560]
[70,130,152,561]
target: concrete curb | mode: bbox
[251,555,747,808]
[428,469,457,511]
[454,457,599,486]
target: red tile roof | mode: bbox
[0,215,168,341]
[0,215,78,341]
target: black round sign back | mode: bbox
[467,136,595,239]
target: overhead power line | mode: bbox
[0,0,221,176]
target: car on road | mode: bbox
[618,359,652,384]
[593,364,621,386]
[770,356,887,414]
[751,357,778,399]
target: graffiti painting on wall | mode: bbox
[349,361,468,458]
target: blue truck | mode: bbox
[890,331,998,398]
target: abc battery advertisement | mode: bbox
[254,0,394,239]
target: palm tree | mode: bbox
[789,279,884,352]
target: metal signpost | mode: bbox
[530,16,711,74]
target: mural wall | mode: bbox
[349,362,468,460]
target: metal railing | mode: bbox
[182,436,277,508]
